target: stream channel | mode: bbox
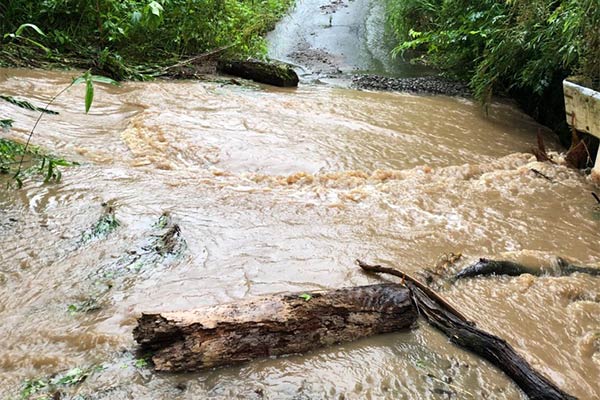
[0,0,599,398]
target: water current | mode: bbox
[0,5,599,398]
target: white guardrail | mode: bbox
[563,78,600,180]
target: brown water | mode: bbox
[1,68,599,399]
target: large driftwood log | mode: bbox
[358,261,577,400]
[217,59,299,87]
[134,284,416,371]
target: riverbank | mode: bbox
[0,0,293,80]
[352,74,470,97]
[382,0,600,152]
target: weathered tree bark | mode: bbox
[217,59,299,87]
[134,284,416,372]
[358,261,577,400]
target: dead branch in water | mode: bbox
[160,45,236,74]
[454,258,600,279]
[532,132,555,163]
[358,261,577,400]
[356,259,470,323]
[530,168,554,182]
[565,120,593,169]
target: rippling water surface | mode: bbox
[0,68,599,399]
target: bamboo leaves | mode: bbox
[72,71,119,113]
[3,23,49,53]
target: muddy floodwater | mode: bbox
[1,67,599,399]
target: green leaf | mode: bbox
[14,23,46,37]
[148,1,164,17]
[72,76,86,85]
[299,293,312,301]
[51,367,87,386]
[91,75,120,85]
[0,119,13,130]
[85,78,94,113]
[0,95,58,114]
[135,358,148,368]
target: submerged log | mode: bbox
[358,261,577,400]
[133,284,416,371]
[217,59,299,87]
[455,258,600,280]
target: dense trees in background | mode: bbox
[0,0,292,79]
[386,0,599,103]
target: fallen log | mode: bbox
[358,261,577,400]
[133,284,416,371]
[217,59,299,87]
[455,258,600,280]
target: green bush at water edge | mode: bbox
[0,0,294,79]
[385,0,600,102]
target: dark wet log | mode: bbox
[217,59,299,87]
[133,284,417,372]
[455,258,600,280]
[359,262,577,400]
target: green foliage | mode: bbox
[386,0,600,100]
[72,71,120,112]
[0,0,294,79]
[67,297,102,314]
[134,357,149,368]
[19,365,103,399]
[0,138,77,187]
[0,95,59,115]
[4,23,50,53]
[80,204,120,244]
[1,119,14,130]
[299,293,312,301]
[0,71,117,188]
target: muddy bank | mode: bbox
[352,74,471,97]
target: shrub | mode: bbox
[0,0,293,79]
[386,0,600,100]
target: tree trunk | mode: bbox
[133,284,416,372]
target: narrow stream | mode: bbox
[0,9,599,399]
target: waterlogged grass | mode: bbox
[0,138,78,187]
[80,204,121,245]
[17,356,151,400]
[67,297,102,315]
[0,95,59,115]
[1,119,14,130]
[64,213,186,321]
[96,219,183,281]
[101,212,187,277]
[19,365,104,400]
